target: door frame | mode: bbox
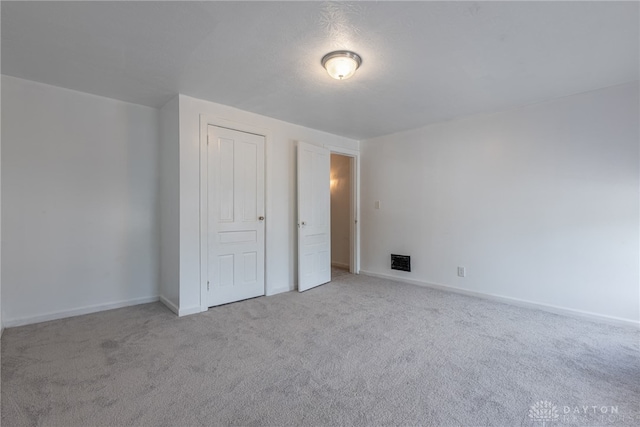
[324,144,360,274]
[199,115,271,313]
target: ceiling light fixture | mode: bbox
[321,50,362,80]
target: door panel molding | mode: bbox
[199,115,270,312]
[207,125,264,307]
[297,141,331,292]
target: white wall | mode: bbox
[176,95,359,314]
[1,76,161,326]
[330,154,351,268]
[159,96,180,311]
[361,82,639,325]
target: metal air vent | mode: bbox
[391,254,411,272]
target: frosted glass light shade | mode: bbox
[322,51,362,80]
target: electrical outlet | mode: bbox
[457,266,466,277]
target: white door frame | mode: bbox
[324,144,360,274]
[199,114,271,312]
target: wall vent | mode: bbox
[391,254,411,272]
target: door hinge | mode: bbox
[207,135,209,145]
[207,281,210,291]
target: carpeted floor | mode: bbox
[2,273,639,426]
[331,266,351,280]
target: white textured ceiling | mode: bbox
[2,1,638,140]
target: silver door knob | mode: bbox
[259,216,265,221]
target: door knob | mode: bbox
[259,216,265,221]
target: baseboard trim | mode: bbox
[331,262,350,270]
[266,286,291,296]
[159,295,179,315]
[360,270,640,329]
[3,296,160,328]
[159,295,202,317]
[178,305,202,317]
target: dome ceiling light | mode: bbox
[321,50,362,80]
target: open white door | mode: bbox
[297,141,331,292]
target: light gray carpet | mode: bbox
[332,266,351,280]
[2,273,639,426]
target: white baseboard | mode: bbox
[159,295,179,315]
[360,270,640,329]
[3,296,160,328]
[159,295,203,317]
[331,262,350,270]
[178,305,202,317]
[266,285,291,296]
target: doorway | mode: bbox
[296,142,360,292]
[330,153,354,279]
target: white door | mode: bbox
[207,125,265,307]
[297,141,331,292]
